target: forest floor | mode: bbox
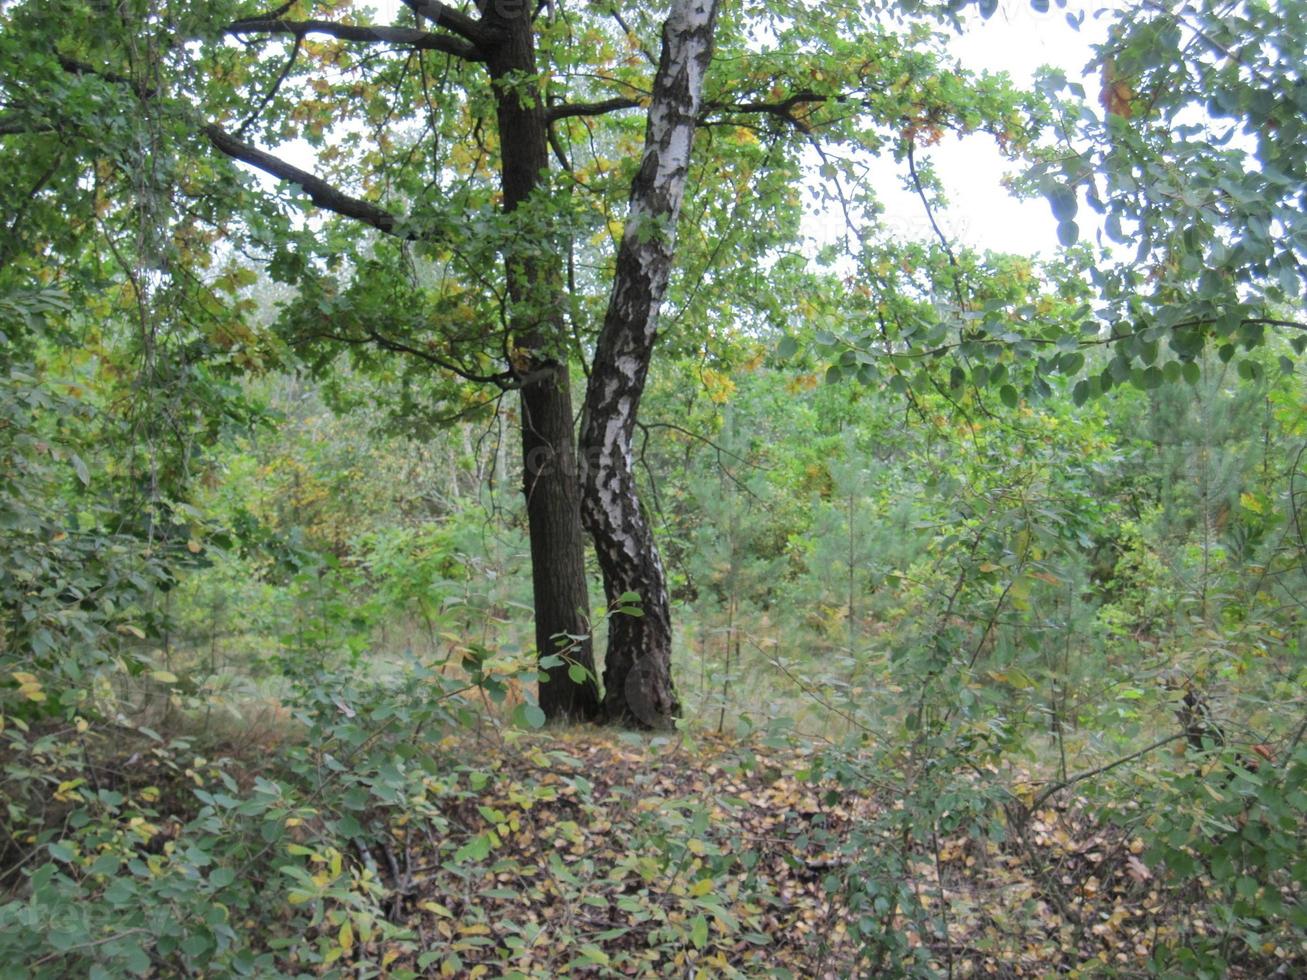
[307,728,1300,978]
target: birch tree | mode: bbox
[1,0,1039,724]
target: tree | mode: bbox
[0,0,1049,725]
[208,0,728,726]
[808,0,1306,410]
[578,0,718,726]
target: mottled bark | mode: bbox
[484,4,600,722]
[580,0,720,728]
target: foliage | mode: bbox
[3,0,1307,974]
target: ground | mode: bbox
[292,728,1302,978]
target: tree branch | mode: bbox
[702,90,829,130]
[0,114,53,136]
[203,123,407,237]
[545,96,640,122]
[225,18,483,61]
[1028,732,1188,812]
[401,0,501,50]
[235,36,301,138]
[56,54,154,97]
[228,2,295,26]
[309,326,518,387]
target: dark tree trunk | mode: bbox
[579,0,719,728]
[484,4,599,722]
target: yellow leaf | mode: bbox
[151,670,179,684]
[420,901,454,918]
[338,920,354,952]
[187,539,202,554]
[700,367,736,405]
[10,672,37,686]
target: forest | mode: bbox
[1,0,1305,976]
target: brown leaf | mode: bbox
[1125,855,1152,883]
[1100,58,1134,119]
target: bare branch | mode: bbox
[702,90,828,130]
[203,123,407,237]
[228,2,295,26]
[545,96,640,122]
[547,124,571,171]
[56,55,155,97]
[0,114,53,136]
[401,0,501,49]
[309,326,519,388]
[226,18,483,61]
[1028,732,1189,812]
[235,37,301,138]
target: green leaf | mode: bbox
[1105,211,1128,243]
[70,453,90,487]
[1056,220,1080,247]
[455,833,492,862]
[999,384,1019,408]
[567,663,590,684]
[690,913,709,949]
[1046,185,1077,222]
[579,943,610,966]
[521,703,546,729]
[1059,351,1084,375]
[776,335,798,359]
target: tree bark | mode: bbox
[580,0,720,728]
[484,3,600,722]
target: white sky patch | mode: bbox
[857,0,1115,258]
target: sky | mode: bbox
[867,0,1114,257]
[296,1,1114,259]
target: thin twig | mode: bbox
[1029,732,1188,812]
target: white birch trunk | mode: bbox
[580,0,719,727]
